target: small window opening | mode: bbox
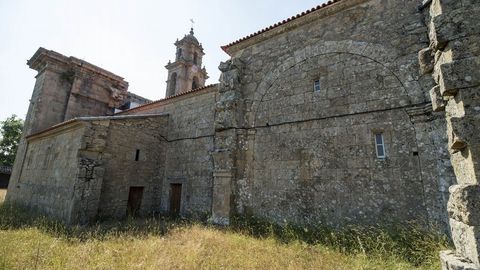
[192,76,199,90]
[193,52,198,65]
[176,48,182,60]
[135,149,140,161]
[413,151,419,156]
[313,79,321,92]
[375,133,386,159]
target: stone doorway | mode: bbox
[127,186,144,217]
[169,183,182,216]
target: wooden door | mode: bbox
[127,186,144,217]
[170,184,182,216]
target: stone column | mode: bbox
[211,59,244,225]
[420,0,480,269]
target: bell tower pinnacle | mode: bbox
[165,28,208,97]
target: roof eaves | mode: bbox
[116,83,218,115]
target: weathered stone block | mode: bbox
[432,8,480,50]
[430,85,446,111]
[449,218,480,265]
[449,185,480,226]
[211,170,233,225]
[449,151,477,185]
[419,47,434,74]
[448,36,480,61]
[439,57,480,96]
[448,116,475,151]
[440,250,479,270]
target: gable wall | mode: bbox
[226,0,456,229]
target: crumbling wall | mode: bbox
[420,0,480,269]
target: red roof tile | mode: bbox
[116,84,218,115]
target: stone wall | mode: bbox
[217,0,456,230]
[6,115,169,224]
[97,116,168,219]
[119,86,217,217]
[420,0,480,269]
[7,48,130,209]
[25,48,129,135]
[6,123,86,222]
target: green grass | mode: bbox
[0,198,450,270]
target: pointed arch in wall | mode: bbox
[247,40,421,127]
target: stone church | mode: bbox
[5,0,480,268]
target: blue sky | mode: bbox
[0,0,327,121]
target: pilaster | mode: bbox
[420,0,480,268]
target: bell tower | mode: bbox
[165,28,208,97]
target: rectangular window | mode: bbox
[313,79,321,92]
[375,133,386,158]
[135,149,140,161]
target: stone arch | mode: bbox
[248,40,418,127]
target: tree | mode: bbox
[0,115,24,167]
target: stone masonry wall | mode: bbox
[97,116,169,219]
[7,48,129,208]
[420,0,480,269]
[6,123,86,222]
[219,0,456,230]
[119,87,216,217]
[6,115,169,224]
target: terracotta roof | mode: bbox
[221,0,342,53]
[25,118,79,139]
[116,84,218,115]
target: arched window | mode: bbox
[169,73,177,96]
[192,76,199,90]
[193,52,198,65]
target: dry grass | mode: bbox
[0,203,449,270]
[0,189,6,203]
[0,225,437,270]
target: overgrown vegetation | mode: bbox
[0,114,23,167]
[0,200,450,270]
[230,215,450,268]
